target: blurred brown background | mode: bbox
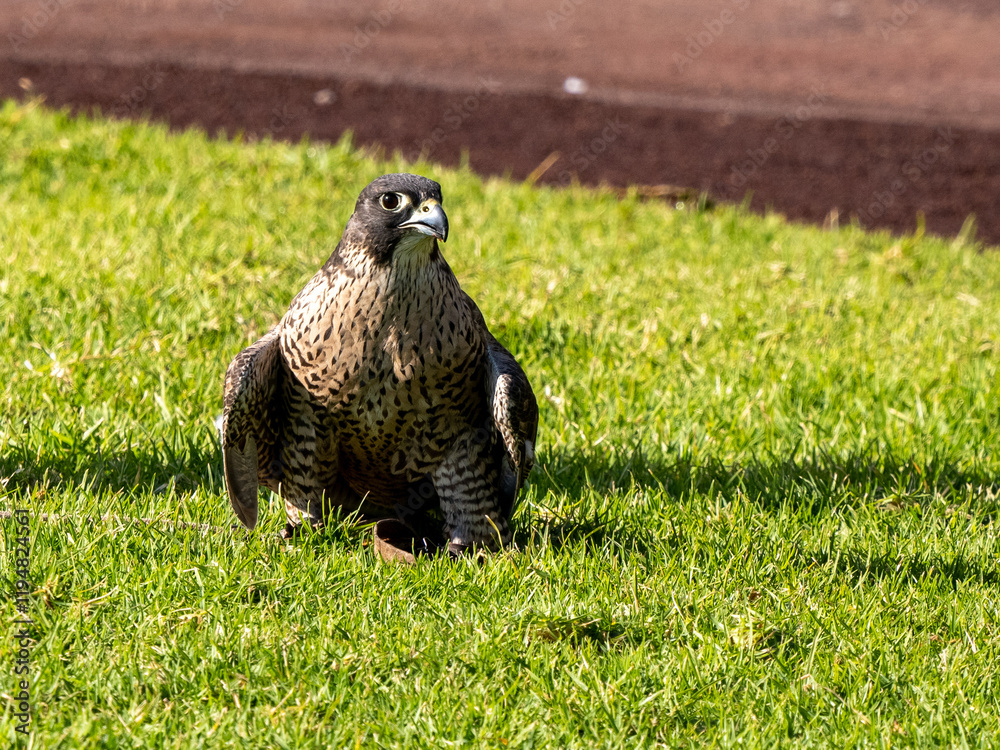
[3,0,998,242]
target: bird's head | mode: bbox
[344,173,449,266]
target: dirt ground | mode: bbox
[2,0,998,243]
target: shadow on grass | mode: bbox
[522,442,998,557]
[535,442,996,511]
[5,429,997,574]
[797,544,998,587]
[9,438,992,506]
[0,426,222,500]
[519,612,640,652]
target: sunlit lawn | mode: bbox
[1,99,999,747]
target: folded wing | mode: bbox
[464,295,539,518]
[222,331,283,529]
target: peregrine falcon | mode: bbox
[222,173,538,555]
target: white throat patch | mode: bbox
[395,232,437,257]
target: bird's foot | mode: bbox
[374,518,442,563]
[446,541,498,563]
[279,521,324,540]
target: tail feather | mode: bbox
[224,434,260,529]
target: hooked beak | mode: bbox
[399,200,448,242]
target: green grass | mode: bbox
[1,97,999,748]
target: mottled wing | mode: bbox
[222,330,283,529]
[465,295,539,518]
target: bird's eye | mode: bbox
[379,192,405,211]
